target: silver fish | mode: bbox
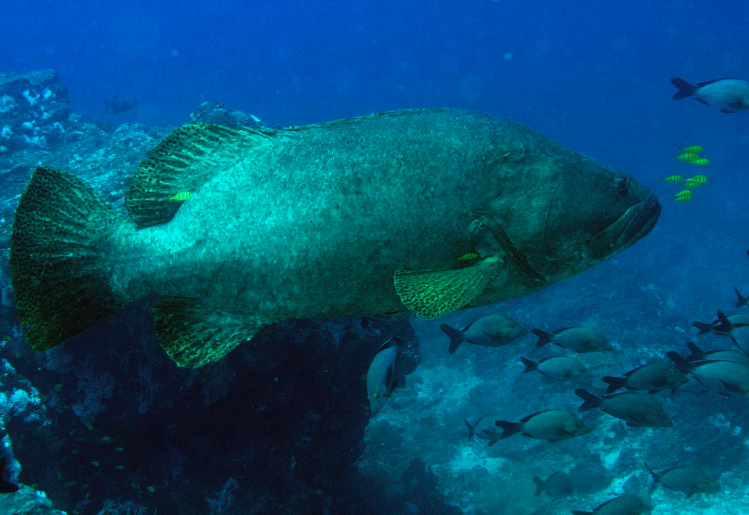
[572,494,652,515]
[648,465,720,498]
[366,338,399,414]
[533,470,574,499]
[532,327,612,353]
[575,389,672,427]
[440,313,526,354]
[602,362,688,394]
[521,356,587,381]
[495,409,591,442]
[671,77,749,113]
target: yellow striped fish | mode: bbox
[169,191,193,201]
[458,252,478,261]
[674,190,693,202]
[676,153,701,163]
[688,158,710,166]
[680,145,704,154]
[662,175,683,183]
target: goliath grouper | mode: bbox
[9,108,660,367]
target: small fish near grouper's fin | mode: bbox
[125,123,278,228]
[394,256,503,319]
[439,324,466,354]
[152,296,271,367]
[10,166,124,352]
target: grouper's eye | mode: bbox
[614,177,630,196]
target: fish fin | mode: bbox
[721,109,736,114]
[464,420,475,440]
[696,78,734,87]
[714,311,733,333]
[719,380,744,394]
[531,328,553,347]
[735,287,748,308]
[670,77,697,100]
[439,324,465,354]
[125,123,277,228]
[153,296,267,367]
[486,437,499,447]
[495,420,522,439]
[666,351,693,374]
[601,376,627,394]
[692,321,714,335]
[393,256,503,319]
[646,463,660,484]
[10,166,124,353]
[686,342,705,361]
[520,357,538,373]
[574,389,601,412]
[695,98,710,105]
[532,476,545,496]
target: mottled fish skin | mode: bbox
[10,108,661,367]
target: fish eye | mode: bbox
[614,177,630,196]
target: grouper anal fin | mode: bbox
[393,256,503,319]
[125,123,278,228]
[153,296,269,367]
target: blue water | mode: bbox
[2,1,749,514]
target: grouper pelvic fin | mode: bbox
[125,123,278,228]
[153,296,269,367]
[393,256,503,319]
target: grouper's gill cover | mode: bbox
[9,108,660,367]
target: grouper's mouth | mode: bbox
[616,192,661,248]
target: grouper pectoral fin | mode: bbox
[125,123,279,228]
[153,296,268,367]
[393,256,503,319]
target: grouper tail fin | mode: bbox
[10,166,123,352]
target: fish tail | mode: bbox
[670,77,697,100]
[667,351,694,374]
[495,420,523,439]
[10,166,124,353]
[736,287,748,308]
[714,310,733,333]
[531,328,553,347]
[692,321,714,335]
[601,376,627,394]
[440,324,465,354]
[574,389,601,412]
[464,420,475,440]
[646,463,661,484]
[520,357,538,373]
[532,476,545,496]
[686,342,705,361]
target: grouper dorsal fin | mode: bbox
[394,256,503,319]
[153,296,269,367]
[125,123,277,228]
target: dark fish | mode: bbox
[465,415,501,446]
[668,351,749,394]
[735,286,747,308]
[693,312,749,335]
[648,465,720,498]
[575,389,672,427]
[520,356,587,381]
[495,409,590,442]
[671,77,749,113]
[532,470,574,499]
[572,494,652,515]
[103,94,139,114]
[440,313,527,354]
[685,342,749,366]
[9,108,660,368]
[601,362,687,394]
[0,457,18,494]
[532,327,612,353]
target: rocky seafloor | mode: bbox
[0,69,748,514]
